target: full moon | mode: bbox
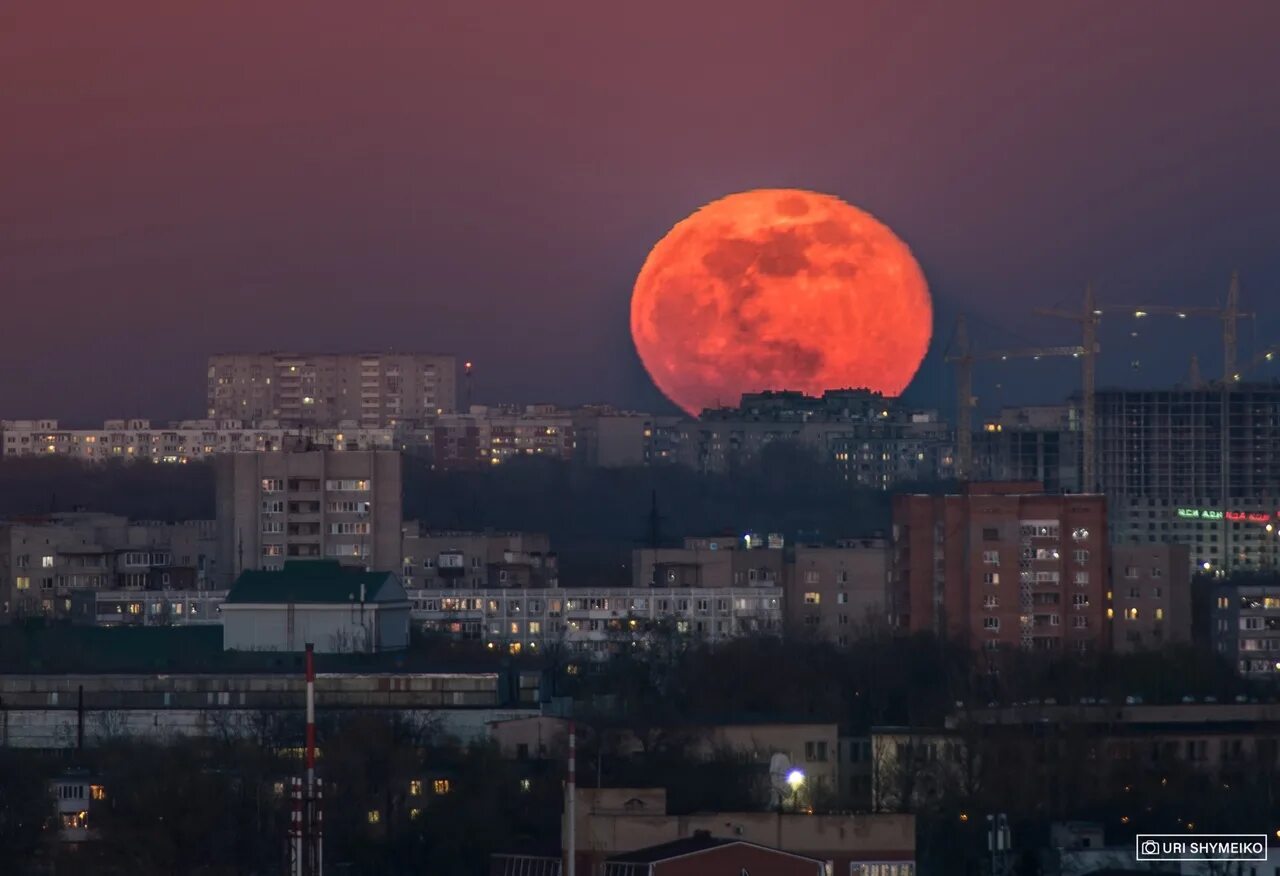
[630,189,932,416]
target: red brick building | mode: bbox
[891,482,1109,652]
[604,836,825,876]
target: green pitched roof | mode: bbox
[225,561,401,605]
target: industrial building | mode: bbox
[221,562,411,653]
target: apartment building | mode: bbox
[401,527,556,589]
[214,450,402,578]
[632,535,785,589]
[0,514,219,620]
[207,352,457,426]
[0,419,395,463]
[677,390,954,485]
[70,588,226,627]
[570,407,683,467]
[1110,543,1191,652]
[418,404,575,469]
[972,404,1082,493]
[891,482,1109,652]
[409,585,782,658]
[786,538,891,643]
[1097,384,1280,572]
[1212,581,1280,677]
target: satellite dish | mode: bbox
[767,753,792,809]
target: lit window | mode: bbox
[367,810,381,824]
[409,780,423,797]
[15,577,30,591]
[90,785,106,801]
[804,592,820,605]
[433,779,451,795]
[520,778,532,793]
[409,808,422,820]
[1125,608,1139,620]
[1155,608,1164,621]
[41,556,54,569]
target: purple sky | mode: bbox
[5,1,1280,422]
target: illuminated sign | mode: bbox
[1176,507,1276,524]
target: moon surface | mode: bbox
[630,189,932,416]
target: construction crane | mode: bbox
[946,315,1084,481]
[1034,273,1249,492]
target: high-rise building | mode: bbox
[207,353,457,426]
[973,405,1082,493]
[676,390,954,485]
[215,450,402,579]
[1097,384,1280,573]
[891,482,1109,652]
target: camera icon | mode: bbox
[1140,840,1160,857]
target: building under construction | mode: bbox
[1097,382,1280,573]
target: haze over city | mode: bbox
[7,1,1280,421]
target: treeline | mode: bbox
[0,449,895,586]
[0,458,215,522]
[564,631,1258,734]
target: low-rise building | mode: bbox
[70,588,226,626]
[221,561,411,653]
[564,788,916,876]
[409,586,782,658]
[603,836,826,876]
[51,771,107,843]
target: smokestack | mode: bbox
[567,721,576,876]
[304,643,319,876]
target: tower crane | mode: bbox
[1034,273,1250,492]
[946,315,1084,481]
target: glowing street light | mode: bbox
[786,769,805,791]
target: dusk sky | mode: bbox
[5,1,1280,422]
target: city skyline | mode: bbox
[6,3,1280,421]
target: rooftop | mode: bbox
[225,561,402,605]
[608,837,822,865]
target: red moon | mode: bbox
[630,189,932,416]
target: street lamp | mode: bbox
[786,769,805,811]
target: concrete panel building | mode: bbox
[891,483,1109,652]
[786,538,891,643]
[221,562,410,653]
[409,585,782,658]
[207,352,457,426]
[632,535,785,589]
[401,528,556,590]
[1110,543,1191,652]
[1,514,220,621]
[1212,581,1280,677]
[215,450,402,578]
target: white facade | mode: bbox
[222,601,411,653]
[0,418,395,463]
[408,586,783,658]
